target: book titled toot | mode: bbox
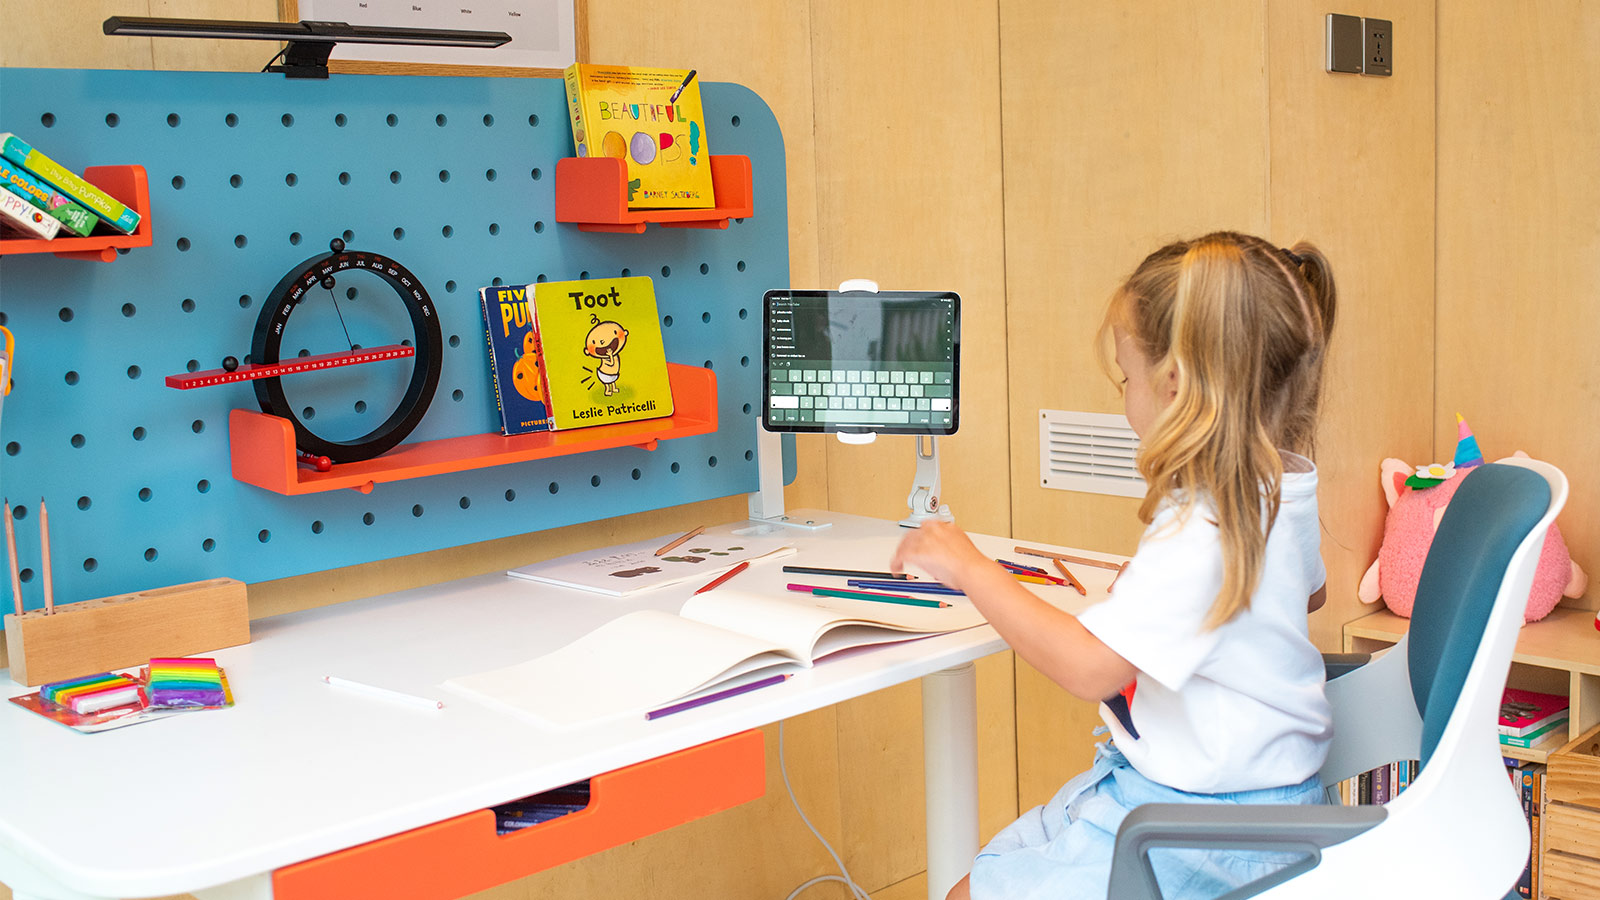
[531,276,674,430]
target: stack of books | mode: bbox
[0,133,140,241]
[1500,688,1570,750]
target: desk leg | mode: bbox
[192,873,274,900]
[922,662,978,900]
[0,840,110,900]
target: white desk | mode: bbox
[0,511,1119,900]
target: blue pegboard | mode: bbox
[0,69,790,615]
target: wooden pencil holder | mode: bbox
[4,577,250,686]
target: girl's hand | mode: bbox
[888,520,995,590]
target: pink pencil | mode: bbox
[4,499,20,616]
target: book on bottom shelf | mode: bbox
[563,63,716,209]
[0,185,60,239]
[530,276,674,430]
[478,283,551,435]
[442,587,986,728]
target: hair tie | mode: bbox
[1281,248,1304,267]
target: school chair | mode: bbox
[1105,459,1566,900]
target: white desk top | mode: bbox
[0,511,1119,898]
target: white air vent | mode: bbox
[1039,410,1145,497]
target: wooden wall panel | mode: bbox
[1436,1,1599,615]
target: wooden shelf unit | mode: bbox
[230,363,717,495]
[555,155,752,233]
[0,164,153,262]
[1345,606,1600,765]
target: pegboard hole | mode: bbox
[259,529,272,543]
[436,114,448,127]
[105,113,120,127]
[459,496,471,510]
[363,512,375,526]
[548,482,559,494]
[230,174,243,188]
[182,298,195,313]
[203,539,216,552]
[631,468,642,480]
[9,506,24,521]
[670,462,681,474]
[663,315,674,327]
[144,548,158,562]
[191,419,205,434]
[442,225,453,238]
[504,489,516,502]
[226,113,238,127]
[535,274,547,282]
[699,263,710,275]
[302,407,315,420]
[4,442,17,456]
[196,479,210,493]
[528,114,540,127]
[741,356,750,367]
[186,359,198,372]
[338,172,351,185]
[742,403,752,415]
[488,223,500,235]
[739,308,749,319]
[393,227,405,241]
[445,280,457,293]
[58,307,73,322]
[745,449,754,461]
[452,389,464,402]
[737,260,747,272]
[77,496,91,511]
[176,237,191,252]
[167,113,180,127]
[530,167,542,180]
[703,360,714,369]
[64,371,79,385]
[439,169,451,183]
[412,504,424,517]
[389,171,402,184]
[342,229,354,242]
[285,173,298,187]
[483,114,495,127]
[485,168,497,182]
[702,311,711,323]
[281,113,295,127]
[40,112,55,128]
[354,400,367,414]
[335,113,348,127]
[731,115,741,127]
[70,434,85,449]
[132,427,147,441]
[83,558,97,573]
[579,270,590,280]
[234,234,248,248]
[490,277,503,287]
[171,175,185,190]
[708,456,719,468]
[386,113,399,127]
[240,293,254,308]
[138,487,152,502]
[620,267,630,277]
[311,521,324,534]
[590,475,601,487]
[661,265,672,278]
[122,302,136,317]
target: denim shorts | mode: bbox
[969,740,1323,900]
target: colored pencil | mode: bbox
[782,565,913,580]
[1108,560,1131,593]
[324,675,444,711]
[996,558,1048,575]
[647,671,787,720]
[4,498,20,616]
[655,525,706,557]
[1052,558,1087,595]
[694,560,750,594]
[790,583,950,608]
[38,498,52,615]
[847,579,965,596]
[1014,545,1125,571]
[996,560,1067,585]
[1010,572,1057,585]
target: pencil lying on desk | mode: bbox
[694,560,749,594]
[1014,545,1125,571]
[1051,558,1087,595]
[848,579,965,596]
[782,565,913,580]
[646,671,787,720]
[655,525,706,557]
[787,583,951,608]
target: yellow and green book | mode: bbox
[0,133,140,234]
[530,276,674,430]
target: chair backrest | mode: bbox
[1405,463,1550,769]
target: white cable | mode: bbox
[780,720,872,900]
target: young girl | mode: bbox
[891,232,1338,900]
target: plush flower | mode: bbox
[1405,461,1455,490]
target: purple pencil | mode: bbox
[645,672,790,720]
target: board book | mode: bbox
[0,158,96,236]
[478,283,551,435]
[531,275,674,430]
[443,589,987,727]
[1499,688,1569,738]
[563,63,715,209]
[508,532,794,597]
[0,186,59,239]
[0,133,140,234]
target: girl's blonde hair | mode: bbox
[1099,232,1337,628]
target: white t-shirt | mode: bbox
[1076,455,1332,793]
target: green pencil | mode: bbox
[789,583,949,608]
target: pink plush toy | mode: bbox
[1358,415,1587,623]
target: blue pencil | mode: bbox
[848,579,965,595]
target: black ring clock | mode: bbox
[251,239,444,463]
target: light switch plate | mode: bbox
[1364,17,1393,76]
[1326,13,1364,73]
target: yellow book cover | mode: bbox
[563,63,715,209]
[532,276,675,430]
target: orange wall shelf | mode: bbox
[272,729,766,900]
[231,363,717,495]
[0,164,153,262]
[555,155,752,234]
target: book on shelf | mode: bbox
[0,185,60,239]
[0,159,96,236]
[0,133,140,233]
[563,63,716,209]
[1500,687,1570,737]
[1500,718,1568,749]
[478,283,552,436]
[530,275,674,430]
[508,532,795,597]
[443,587,987,728]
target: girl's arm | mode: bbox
[889,521,1136,702]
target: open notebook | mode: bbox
[443,589,987,728]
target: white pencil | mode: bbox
[323,675,444,711]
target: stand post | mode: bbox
[747,418,832,531]
[901,434,954,528]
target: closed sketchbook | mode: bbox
[442,589,987,728]
[507,532,794,597]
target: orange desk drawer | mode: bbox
[273,730,765,900]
